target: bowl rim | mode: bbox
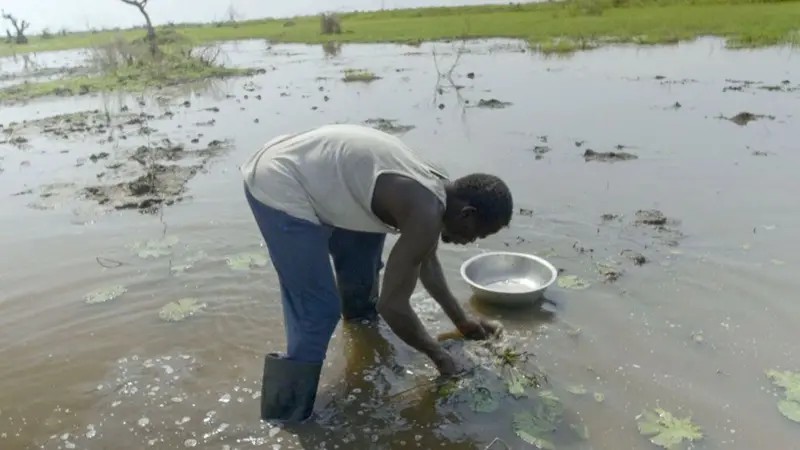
[459,251,558,294]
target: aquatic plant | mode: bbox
[557,275,591,290]
[342,69,381,83]
[225,251,268,271]
[129,235,179,259]
[635,408,703,449]
[85,285,127,304]
[158,298,206,322]
[766,369,800,423]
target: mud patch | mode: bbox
[723,79,798,93]
[583,149,637,162]
[83,164,200,213]
[363,118,415,135]
[596,261,622,283]
[621,249,647,266]
[474,98,512,109]
[20,132,229,214]
[653,75,698,85]
[721,111,775,126]
[635,209,667,226]
[3,110,150,142]
[633,209,683,246]
[531,145,551,160]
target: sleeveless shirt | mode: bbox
[240,124,449,234]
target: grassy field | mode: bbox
[1,0,799,58]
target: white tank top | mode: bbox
[240,124,449,234]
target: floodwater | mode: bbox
[1,37,799,449]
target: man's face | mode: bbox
[441,207,493,245]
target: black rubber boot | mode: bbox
[260,353,322,423]
[338,279,380,322]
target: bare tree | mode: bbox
[119,0,157,54]
[1,10,30,44]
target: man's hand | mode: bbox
[457,317,503,340]
[431,348,462,378]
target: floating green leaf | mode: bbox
[513,410,557,449]
[766,369,800,402]
[566,385,587,395]
[536,390,564,425]
[557,275,590,290]
[469,386,499,413]
[85,285,127,304]
[594,392,605,403]
[129,236,179,259]
[158,298,206,322]
[777,399,800,423]
[507,367,528,399]
[636,408,703,449]
[170,251,207,275]
[226,252,268,271]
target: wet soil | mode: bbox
[583,149,637,162]
[531,145,551,160]
[723,78,798,93]
[474,98,512,108]
[3,106,231,214]
[83,164,201,213]
[723,111,776,126]
[363,118,416,135]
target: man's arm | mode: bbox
[420,248,469,328]
[376,218,456,374]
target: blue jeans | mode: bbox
[244,184,386,363]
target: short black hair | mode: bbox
[451,173,513,229]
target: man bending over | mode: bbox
[240,123,513,423]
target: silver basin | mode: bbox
[460,251,557,306]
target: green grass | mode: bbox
[0,41,255,103]
[1,0,798,59]
[342,68,381,82]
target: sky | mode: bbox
[0,0,531,34]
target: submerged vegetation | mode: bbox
[1,0,798,60]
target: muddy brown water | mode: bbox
[1,38,799,449]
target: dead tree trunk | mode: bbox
[119,0,158,55]
[1,11,30,44]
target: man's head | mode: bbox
[441,173,513,245]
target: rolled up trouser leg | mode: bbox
[244,185,341,422]
[328,228,386,321]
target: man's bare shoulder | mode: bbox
[372,173,445,231]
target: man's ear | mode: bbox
[460,205,477,218]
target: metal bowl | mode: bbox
[460,251,558,306]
